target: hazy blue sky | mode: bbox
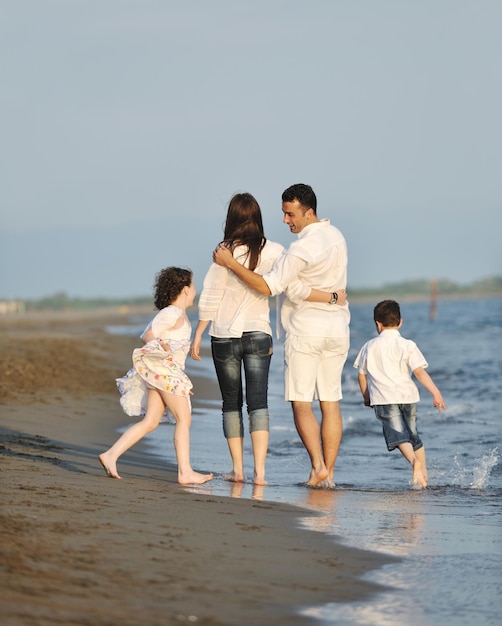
[1,0,501,299]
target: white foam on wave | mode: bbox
[469,448,499,489]
[438,401,480,419]
[451,447,499,490]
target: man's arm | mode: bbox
[306,288,347,305]
[213,245,347,304]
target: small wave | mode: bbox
[268,439,305,456]
[342,413,381,437]
[435,402,480,421]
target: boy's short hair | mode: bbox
[374,300,401,327]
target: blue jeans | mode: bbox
[373,403,423,451]
[211,332,272,438]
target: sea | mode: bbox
[108,296,502,626]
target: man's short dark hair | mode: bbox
[282,183,317,213]
[374,300,401,327]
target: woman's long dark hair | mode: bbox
[222,193,266,271]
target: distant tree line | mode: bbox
[19,276,502,311]
[24,291,154,311]
[349,276,502,300]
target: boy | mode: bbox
[353,300,446,488]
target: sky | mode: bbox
[1,0,501,300]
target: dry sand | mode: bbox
[0,308,394,625]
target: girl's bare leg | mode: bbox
[224,437,245,482]
[250,429,268,485]
[161,391,213,485]
[99,389,165,479]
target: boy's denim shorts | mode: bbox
[373,403,423,451]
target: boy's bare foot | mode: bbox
[98,453,122,479]
[306,465,329,488]
[223,471,245,483]
[412,460,428,489]
[178,470,213,485]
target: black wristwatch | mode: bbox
[329,292,338,305]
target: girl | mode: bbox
[99,267,213,485]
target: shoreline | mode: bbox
[0,310,395,625]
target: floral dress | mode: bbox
[116,305,192,417]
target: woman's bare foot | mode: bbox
[252,484,265,500]
[98,453,122,479]
[223,471,245,483]
[178,470,213,485]
[253,473,268,486]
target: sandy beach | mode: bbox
[0,308,394,625]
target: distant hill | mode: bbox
[14,275,502,311]
[348,276,502,302]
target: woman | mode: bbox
[190,193,283,485]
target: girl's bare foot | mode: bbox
[223,471,245,483]
[98,453,122,479]
[178,470,213,485]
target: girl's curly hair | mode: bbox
[153,267,193,310]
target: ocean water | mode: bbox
[108,297,502,626]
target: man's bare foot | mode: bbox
[318,478,336,489]
[306,465,329,488]
[178,470,213,485]
[98,453,122,479]
[223,471,245,483]
[412,460,428,489]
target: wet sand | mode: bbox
[0,308,394,625]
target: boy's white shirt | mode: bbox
[353,329,428,405]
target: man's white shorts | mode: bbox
[284,334,349,402]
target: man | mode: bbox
[213,183,349,487]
